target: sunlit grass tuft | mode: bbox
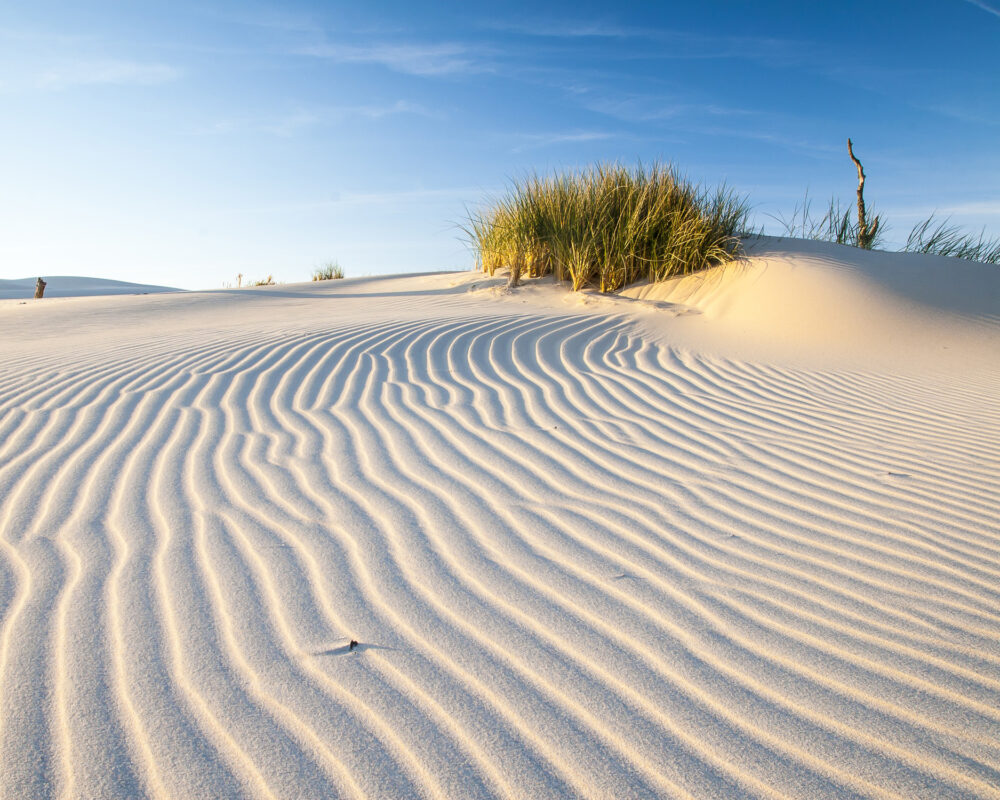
[465,163,751,292]
[313,261,345,280]
[771,192,886,250]
[772,197,1000,264]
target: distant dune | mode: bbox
[1,241,998,799]
[0,275,181,300]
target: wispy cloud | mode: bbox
[192,100,436,137]
[347,99,435,118]
[963,0,1000,18]
[890,200,1000,219]
[921,102,1000,126]
[0,26,92,45]
[687,126,841,158]
[482,18,807,62]
[296,42,484,76]
[219,187,487,216]
[582,93,758,123]
[332,187,483,206]
[36,59,180,90]
[510,130,620,152]
[222,7,324,34]
[0,23,183,93]
[563,87,836,158]
[484,19,633,39]
[0,57,180,92]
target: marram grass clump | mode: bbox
[313,261,345,280]
[465,163,751,292]
[905,215,1000,264]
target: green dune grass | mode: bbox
[465,163,752,292]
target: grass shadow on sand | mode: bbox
[313,642,400,657]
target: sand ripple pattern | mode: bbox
[1,301,999,799]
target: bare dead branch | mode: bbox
[847,138,879,249]
[847,139,867,244]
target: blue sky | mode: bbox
[1,0,998,289]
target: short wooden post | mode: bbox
[34,278,47,299]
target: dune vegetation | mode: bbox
[465,163,751,292]
[469,147,998,294]
[774,198,1000,263]
[313,261,345,280]
[905,214,1000,262]
[766,139,1000,263]
[771,193,887,251]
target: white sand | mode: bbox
[1,239,998,799]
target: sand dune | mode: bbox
[1,242,999,799]
[0,276,180,301]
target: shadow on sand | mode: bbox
[313,642,400,657]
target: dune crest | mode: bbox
[618,236,1000,369]
[0,276,180,300]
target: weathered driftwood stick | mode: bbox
[847,138,875,249]
[34,277,47,299]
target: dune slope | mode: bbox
[1,244,998,799]
[0,276,180,300]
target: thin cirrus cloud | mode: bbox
[922,201,1000,218]
[482,18,807,62]
[921,102,1000,126]
[581,93,759,123]
[261,99,437,135]
[330,187,487,207]
[294,41,486,76]
[220,187,490,216]
[0,27,180,92]
[963,0,1000,17]
[510,130,620,153]
[483,18,643,39]
[193,100,436,137]
[35,59,180,90]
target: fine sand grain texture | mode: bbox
[1,239,998,799]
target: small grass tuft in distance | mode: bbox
[250,275,276,286]
[313,261,345,280]
[465,163,751,293]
